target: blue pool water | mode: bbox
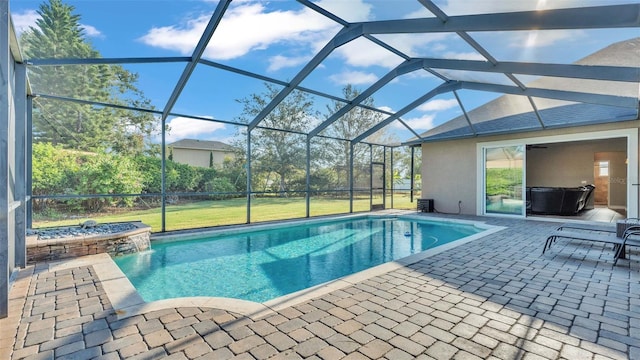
[114,216,482,303]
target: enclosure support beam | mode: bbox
[246,131,252,224]
[460,81,635,108]
[353,82,461,144]
[410,147,415,203]
[26,97,32,229]
[390,147,393,210]
[248,25,363,131]
[0,0,10,318]
[528,96,546,129]
[369,144,373,211]
[160,0,230,122]
[14,63,26,268]
[308,59,425,137]
[305,136,311,218]
[417,57,640,83]
[161,120,166,232]
[454,90,475,136]
[383,147,387,210]
[362,4,640,34]
[349,143,354,214]
[159,0,231,231]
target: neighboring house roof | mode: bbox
[410,37,640,144]
[168,139,235,152]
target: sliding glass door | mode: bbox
[484,145,525,216]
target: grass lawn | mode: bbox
[33,194,420,232]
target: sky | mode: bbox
[9,0,640,145]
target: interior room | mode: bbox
[525,138,628,222]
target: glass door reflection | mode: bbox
[485,146,524,215]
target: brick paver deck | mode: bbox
[2,215,639,359]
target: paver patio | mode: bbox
[1,214,639,359]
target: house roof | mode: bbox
[409,37,640,145]
[168,139,235,151]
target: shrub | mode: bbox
[69,152,143,211]
[32,142,79,196]
[131,156,204,193]
[205,177,237,200]
[32,142,80,213]
[131,155,161,193]
[32,142,144,212]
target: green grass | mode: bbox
[33,193,420,232]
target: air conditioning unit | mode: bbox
[418,199,434,213]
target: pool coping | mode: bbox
[48,212,506,321]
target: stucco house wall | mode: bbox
[421,138,477,214]
[421,122,640,215]
[168,139,235,168]
[172,148,231,168]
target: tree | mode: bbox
[391,146,421,180]
[20,0,157,154]
[319,85,393,188]
[234,83,317,196]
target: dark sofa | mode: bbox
[526,185,595,215]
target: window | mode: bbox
[598,161,609,177]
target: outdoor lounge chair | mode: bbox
[549,222,623,250]
[557,218,640,235]
[543,227,640,265]
[556,222,616,233]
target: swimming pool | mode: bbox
[114,215,487,303]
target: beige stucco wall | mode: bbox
[527,141,628,208]
[421,121,640,215]
[526,140,625,187]
[421,138,477,214]
[172,148,233,168]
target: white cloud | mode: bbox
[314,0,373,22]
[373,33,481,62]
[417,99,458,112]
[329,70,378,85]
[164,116,226,143]
[140,0,480,72]
[377,105,394,113]
[336,37,405,69]
[442,51,486,60]
[404,8,434,19]
[138,0,391,74]
[139,2,340,60]
[139,14,211,55]
[11,10,39,35]
[267,54,311,72]
[398,114,436,131]
[81,24,103,38]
